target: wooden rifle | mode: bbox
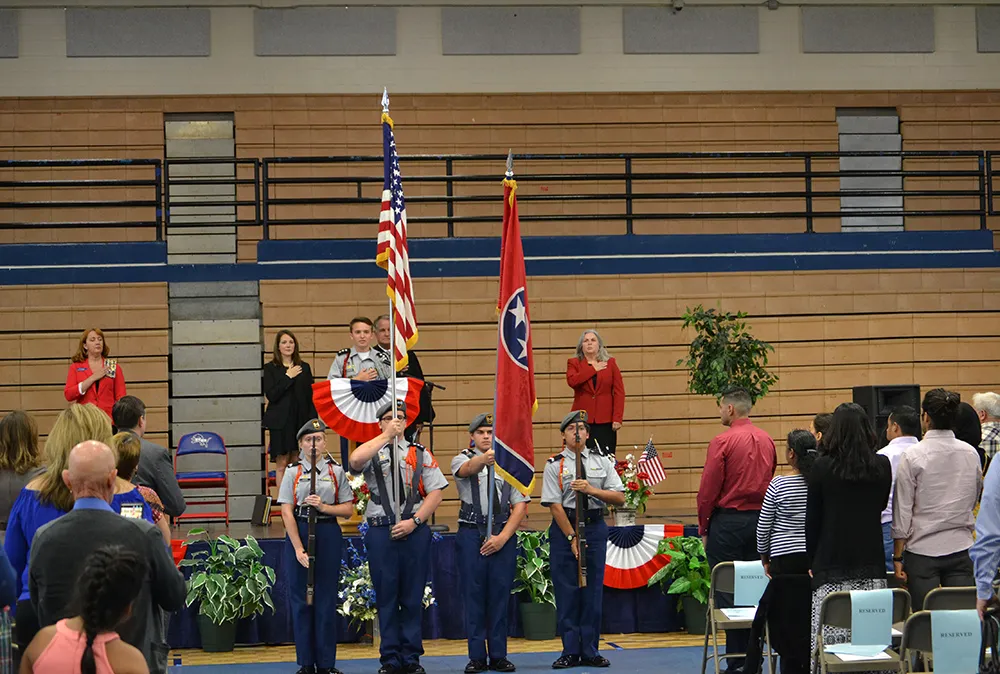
[574,423,587,588]
[306,436,317,606]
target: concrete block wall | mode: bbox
[169,281,262,521]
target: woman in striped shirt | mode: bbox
[757,429,816,576]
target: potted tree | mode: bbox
[512,530,556,640]
[180,528,277,652]
[677,304,777,402]
[647,536,711,635]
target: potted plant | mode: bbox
[677,304,778,403]
[612,452,654,525]
[180,528,276,652]
[647,536,711,635]
[512,530,556,640]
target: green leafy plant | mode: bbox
[677,304,777,403]
[647,536,711,610]
[512,530,555,608]
[180,528,276,625]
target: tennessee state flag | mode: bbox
[493,176,537,495]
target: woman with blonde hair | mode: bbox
[565,329,626,455]
[0,411,44,534]
[64,328,127,419]
[4,404,152,655]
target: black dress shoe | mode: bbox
[296,667,316,674]
[465,660,488,673]
[490,658,516,672]
[552,655,580,669]
[378,666,398,674]
[317,669,343,674]
[581,656,610,668]
[406,664,427,674]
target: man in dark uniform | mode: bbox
[349,400,447,674]
[452,413,529,674]
[278,418,356,674]
[541,410,625,670]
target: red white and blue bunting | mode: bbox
[313,378,423,443]
[604,523,684,589]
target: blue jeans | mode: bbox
[881,521,894,572]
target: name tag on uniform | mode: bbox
[120,504,144,519]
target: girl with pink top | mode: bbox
[20,546,149,674]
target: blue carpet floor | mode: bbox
[178,647,704,673]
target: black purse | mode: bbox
[982,609,1000,674]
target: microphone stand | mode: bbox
[423,380,449,532]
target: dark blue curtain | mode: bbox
[168,526,695,649]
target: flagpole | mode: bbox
[383,87,401,526]
[487,150,515,540]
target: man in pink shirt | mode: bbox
[696,387,776,674]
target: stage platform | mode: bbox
[168,516,700,650]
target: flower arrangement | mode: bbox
[348,473,371,515]
[337,523,435,626]
[613,452,653,514]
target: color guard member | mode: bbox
[278,419,356,674]
[349,400,447,674]
[452,413,529,674]
[541,410,625,669]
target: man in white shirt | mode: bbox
[972,392,1000,472]
[327,316,392,381]
[876,406,920,572]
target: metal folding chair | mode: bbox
[922,586,976,611]
[173,431,230,526]
[701,562,775,674]
[814,588,911,674]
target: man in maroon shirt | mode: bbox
[696,387,776,674]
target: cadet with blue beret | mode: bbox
[452,413,530,674]
[278,418,356,674]
[349,399,448,674]
[541,410,625,669]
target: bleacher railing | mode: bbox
[0,158,162,240]
[0,151,996,244]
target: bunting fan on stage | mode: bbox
[603,523,684,589]
[312,378,423,443]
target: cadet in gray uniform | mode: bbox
[349,399,448,674]
[541,410,625,670]
[452,413,529,674]
[327,316,393,381]
[278,418,356,674]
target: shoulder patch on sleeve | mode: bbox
[461,449,475,458]
[324,453,340,466]
[547,455,560,464]
[337,347,351,355]
[375,349,391,364]
[287,461,301,468]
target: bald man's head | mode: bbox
[62,440,117,503]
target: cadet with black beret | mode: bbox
[349,399,448,674]
[278,418,356,674]
[541,410,625,669]
[451,413,530,674]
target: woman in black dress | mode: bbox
[263,330,317,491]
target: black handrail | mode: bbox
[0,158,163,240]
[260,150,990,237]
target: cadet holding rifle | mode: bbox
[541,411,625,670]
[278,419,355,674]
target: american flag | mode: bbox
[638,437,666,487]
[375,103,418,372]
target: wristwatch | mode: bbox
[567,533,577,542]
[893,556,903,563]
[412,516,423,527]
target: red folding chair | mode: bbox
[173,431,230,526]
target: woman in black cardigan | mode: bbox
[806,402,892,655]
[262,330,317,490]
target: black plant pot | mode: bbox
[680,595,708,635]
[197,615,237,652]
[519,602,556,640]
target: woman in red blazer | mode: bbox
[64,328,126,419]
[566,329,625,455]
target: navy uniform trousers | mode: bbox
[284,519,343,668]
[549,519,609,659]
[365,522,432,670]
[456,524,518,662]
